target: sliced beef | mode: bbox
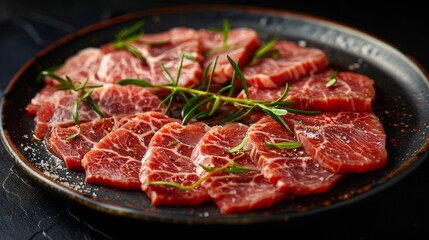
[191,123,286,213]
[292,112,387,173]
[82,112,179,190]
[44,48,103,86]
[97,27,202,87]
[26,86,58,116]
[243,40,328,88]
[140,122,211,206]
[238,70,375,111]
[32,89,97,139]
[247,116,343,195]
[30,84,163,138]
[48,115,135,170]
[199,28,259,84]
[96,50,152,84]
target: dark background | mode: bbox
[0,0,428,239]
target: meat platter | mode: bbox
[1,6,428,223]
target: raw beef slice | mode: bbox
[82,112,179,190]
[191,123,286,213]
[49,115,135,170]
[29,84,163,138]
[238,70,375,111]
[140,122,211,206]
[247,116,343,195]
[199,28,259,84]
[243,40,328,88]
[292,112,387,173]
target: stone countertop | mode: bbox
[1,1,428,239]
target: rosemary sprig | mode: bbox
[113,21,146,64]
[250,39,281,65]
[326,70,338,88]
[37,71,105,140]
[118,54,319,129]
[206,19,236,55]
[113,21,170,65]
[265,141,302,150]
[148,137,257,191]
[225,136,249,153]
[222,18,230,48]
[148,152,257,191]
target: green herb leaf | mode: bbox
[201,62,212,88]
[283,108,321,115]
[223,107,255,124]
[65,126,80,141]
[182,95,200,118]
[161,63,175,85]
[71,99,80,126]
[158,91,176,112]
[199,164,216,172]
[225,136,249,153]
[223,165,257,174]
[182,52,196,61]
[193,110,210,119]
[118,78,155,87]
[206,56,219,92]
[227,55,249,100]
[265,141,302,149]
[114,21,146,64]
[255,39,278,58]
[123,45,146,64]
[175,54,186,86]
[182,97,214,124]
[251,39,281,65]
[228,66,238,97]
[116,21,145,40]
[261,108,292,133]
[147,181,193,191]
[271,83,289,104]
[326,70,338,88]
[208,96,221,116]
[36,65,63,83]
[87,96,105,118]
[222,18,230,48]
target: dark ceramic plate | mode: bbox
[1,6,428,224]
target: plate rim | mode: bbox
[1,5,428,224]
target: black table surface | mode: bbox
[1,1,428,239]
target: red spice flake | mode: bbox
[393,123,400,127]
[401,129,406,134]
[390,138,398,146]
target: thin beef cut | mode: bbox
[82,112,179,190]
[49,115,135,171]
[140,122,211,206]
[191,123,286,213]
[243,40,328,88]
[199,28,259,84]
[292,112,387,173]
[247,116,343,195]
[97,27,202,87]
[238,70,375,111]
[43,48,103,86]
[29,84,162,138]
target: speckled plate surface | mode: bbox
[1,6,428,224]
